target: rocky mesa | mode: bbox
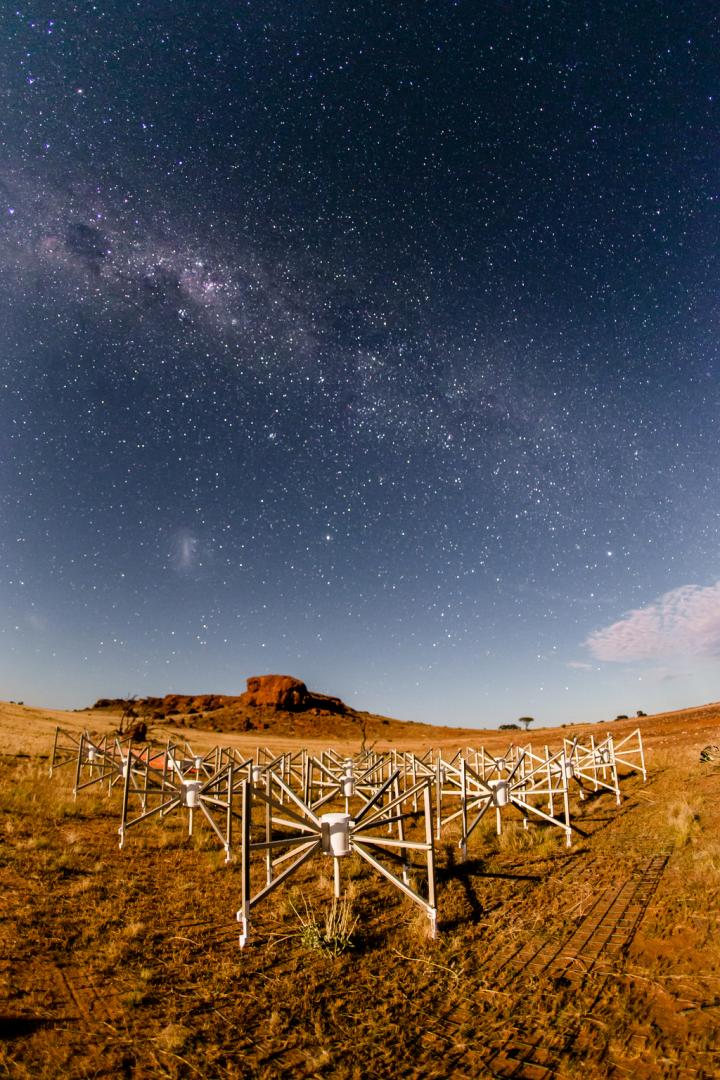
[91,673,389,741]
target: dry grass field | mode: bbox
[1,699,720,1078]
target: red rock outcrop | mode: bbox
[239,675,348,713]
[240,675,310,711]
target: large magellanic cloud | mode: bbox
[586,582,720,662]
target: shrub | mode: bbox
[292,896,358,957]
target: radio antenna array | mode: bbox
[46,725,647,946]
[236,768,437,947]
[49,726,84,777]
[118,747,252,860]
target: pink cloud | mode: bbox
[586,582,720,662]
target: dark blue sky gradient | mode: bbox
[2,3,719,724]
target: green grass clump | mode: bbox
[293,895,359,957]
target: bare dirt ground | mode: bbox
[1,699,720,1078]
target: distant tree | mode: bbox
[130,720,148,743]
[118,695,138,735]
[636,710,647,717]
[137,699,156,723]
[518,716,535,732]
[499,723,520,730]
[355,713,376,754]
[615,714,628,721]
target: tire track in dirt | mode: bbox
[51,962,125,1026]
[413,1005,499,1079]
[422,777,670,1078]
[479,853,671,1078]
[479,844,670,1077]
[483,775,668,986]
[501,853,670,986]
[0,952,126,1053]
[482,1027,568,1080]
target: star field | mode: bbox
[2,3,720,724]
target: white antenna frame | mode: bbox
[453,751,576,857]
[236,769,437,947]
[118,753,249,861]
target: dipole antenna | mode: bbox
[237,769,437,948]
[118,756,244,861]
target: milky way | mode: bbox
[1,4,719,723]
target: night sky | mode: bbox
[2,2,719,727]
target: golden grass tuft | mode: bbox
[291,894,359,956]
[665,797,700,846]
[156,1023,193,1053]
